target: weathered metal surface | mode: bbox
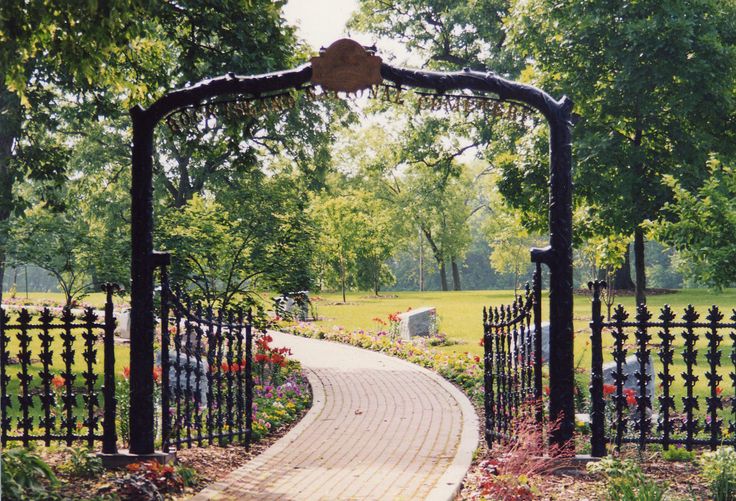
[310,39,382,92]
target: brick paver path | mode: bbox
[191,331,478,501]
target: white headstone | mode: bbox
[509,322,550,362]
[115,310,132,339]
[398,307,437,340]
[602,354,656,403]
[157,350,209,406]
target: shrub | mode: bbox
[661,447,696,462]
[1,448,60,501]
[700,446,736,501]
[175,465,198,487]
[126,461,184,495]
[587,456,665,501]
[63,447,104,479]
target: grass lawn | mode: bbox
[311,288,736,411]
[312,288,736,354]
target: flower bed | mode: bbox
[276,318,485,405]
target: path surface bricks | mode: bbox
[190,331,477,500]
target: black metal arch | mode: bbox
[128,47,574,454]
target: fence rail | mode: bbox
[159,267,253,451]
[0,284,119,452]
[589,280,736,455]
[483,263,543,445]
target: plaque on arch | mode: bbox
[310,38,383,93]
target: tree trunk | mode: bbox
[612,246,635,290]
[421,227,448,291]
[341,264,346,303]
[451,258,461,291]
[634,226,646,306]
[438,260,448,291]
[0,91,22,307]
[418,228,424,292]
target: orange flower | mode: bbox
[716,386,723,396]
[544,386,550,396]
[152,366,162,383]
[52,375,65,389]
[122,367,130,379]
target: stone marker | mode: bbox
[602,354,656,404]
[115,310,132,339]
[398,307,437,340]
[509,322,550,363]
[156,350,210,406]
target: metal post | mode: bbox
[547,100,575,450]
[533,262,544,427]
[158,256,171,452]
[129,106,156,455]
[588,280,606,457]
[245,311,253,448]
[101,283,120,454]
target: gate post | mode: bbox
[129,106,156,455]
[102,283,121,455]
[589,280,607,457]
[532,97,575,451]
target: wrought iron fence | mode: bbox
[0,284,119,452]
[159,268,253,451]
[483,264,543,445]
[589,280,736,455]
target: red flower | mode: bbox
[221,361,230,373]
[255,353,268,363]
[623,388,636,397]
[716,386,723,396]
[153,366,162,383]
[603,384,616,396]
[52,375,65,389]
[474,355,481,364]
[122,367,131,380]
[544,386,550,396]
[479,338,485,347]
[230,362,240,372]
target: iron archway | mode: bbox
[128,39,575,455]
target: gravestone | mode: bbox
[115,310,132,339]
[398,307,437,340]
[156,350,209,406]
[273,291,310,321]
[602,354,656,404]
[509,322,550,363]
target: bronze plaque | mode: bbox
[310,39,383,93]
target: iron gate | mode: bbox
[158,264,254,451]
[483,263,544,445]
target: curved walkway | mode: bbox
[191,331,478,501]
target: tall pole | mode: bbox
[129,106,156,455]
[547,99,575,450]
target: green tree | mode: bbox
[652,157,736,290]
[0,0,164,299]
[159,174,314,309]
[504,0,736,304]
[9,203,94,307]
